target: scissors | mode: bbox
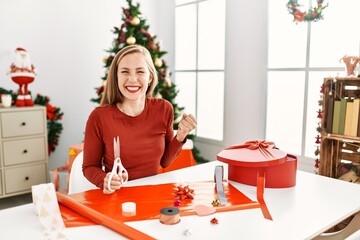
[107,136,128,192]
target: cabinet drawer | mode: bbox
[4,164,47,194]
[3,137,47,166]
[1,110,45,138]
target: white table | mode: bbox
[1,161,360,240]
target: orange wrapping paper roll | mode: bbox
[56,192,156,240]
[58,181,265,228]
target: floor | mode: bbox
[0,193,33,210]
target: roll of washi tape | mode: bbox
[159,207,180,225]
[122,202,136,216]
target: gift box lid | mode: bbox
[217,140,287,168]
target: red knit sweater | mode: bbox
[83,98,184,189]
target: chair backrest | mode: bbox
[68,151,98,194]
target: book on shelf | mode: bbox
[338,98,348,135]
[351,99,360,137]
[332,99,341,134]
[357,99,360,137]
[325,96,335,133]
[344,100,354,136]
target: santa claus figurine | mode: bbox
[7,48,37,106]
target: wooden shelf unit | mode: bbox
[319,77,360,178]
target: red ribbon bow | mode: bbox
[225,140,276,159]
[174,185,195,200]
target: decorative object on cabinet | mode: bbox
[339,55,360,77]
[7,48,37,107]
[319,77,360,178]
[0,106,49,199]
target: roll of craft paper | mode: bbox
[56,191,155,240]
[159,207,180,225]
[32,183,67,239]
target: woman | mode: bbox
[83,45,197,194]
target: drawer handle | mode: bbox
[25,176,29,181]
[21,122,26,126]
[23,149,28,154]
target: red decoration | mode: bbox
[315,159,319,168]
[286,0,328,23]
[315,135,321,144]
[225,140,276,159]
[173,200,181,207]
[317,109,323,118]
[210,217,218,224]
[211,199,220,207]
[174,185,195,200]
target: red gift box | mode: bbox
[217,140,297,188]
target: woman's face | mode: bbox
[117,52,151,102]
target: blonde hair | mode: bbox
[100,45,158,106]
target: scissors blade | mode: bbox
[114,136,120,159]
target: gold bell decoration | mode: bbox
[130,16,140,26]
[154,58,163,68]
[126,36,136,45]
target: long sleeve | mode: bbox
[160,104,185,168]
[83,109,107,189]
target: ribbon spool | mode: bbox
[159,207,180,225]
[122,202,136,216]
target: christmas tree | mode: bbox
[91,0,207,163]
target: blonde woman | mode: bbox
[83,45,197,194]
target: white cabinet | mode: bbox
[0,106,49,198]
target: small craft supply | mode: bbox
[210,217,219,224]
[122,202,136,216]
[159,207,180,225]
[211,199,220,206]
[194,205,216,216]
[214,165,228,205]
[174,185,195,200]
[173,199,181,207]
[184,228,192,236]
[108,136,128,192]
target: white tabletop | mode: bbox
[1,160,360,240]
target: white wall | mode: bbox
[0,0,174,170]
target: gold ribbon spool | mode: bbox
[159,207,180,225]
